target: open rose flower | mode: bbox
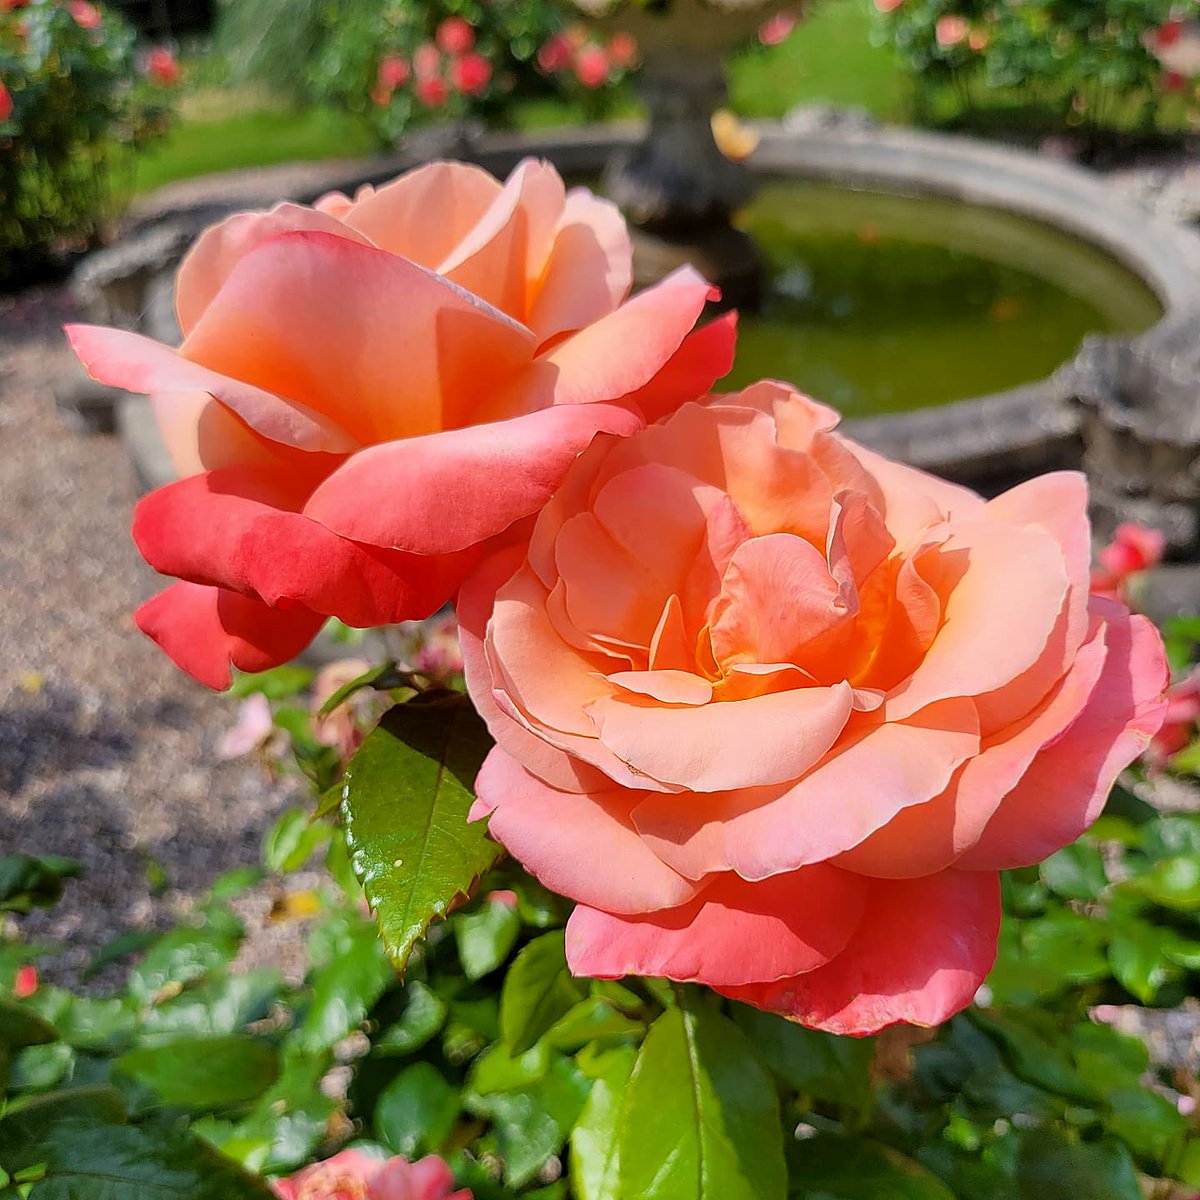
[273,1149,470,1200]
[461,382,1167,1035]
[67,159,734,688]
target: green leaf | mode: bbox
[84,930,159,981]
[546,996,645,1052]
[262,808,332,874]
[789,1135,955,1199]
[0,997,58,1049]
[968,1009,1099,1105]
[616,1000,787,1200]
[374,1061,460,1157]
[0,854,82,913]
[0,1087,127,1167]
[570,1044,637,1200]
[500,931,587,1055]
[9,1043,73,1091]
[374,979,447,1057]
[228,664,314,699]
[341,694,501,972]
[465,1048,592,1189]
[115,1035,279,1110]
[1108,919,1179,1002]
[1124,854,1200,910]
[455,896,522,981]
[20,1120,275,1199]
[1040,842,1108,900]
[127,920,243,1006]
[317,660,399,715]
[732,1004,874,1109]
[1016,1131,1141,1200]
[140,970,283,1039]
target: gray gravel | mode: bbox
[0,283,300,985]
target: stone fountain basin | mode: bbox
[86,119,1200,514]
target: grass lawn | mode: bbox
[131,0,906,196]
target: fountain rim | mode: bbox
[112,117,1200,493]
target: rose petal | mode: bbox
[566,865,869,987]
[305,402,642,555]
[136,582,325,690]
[619,312,738,423]
[65,325,358,455]
[720,869,1001,1034]
[475,747,698,913]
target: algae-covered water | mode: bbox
[719,180,1163,417]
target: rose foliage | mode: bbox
[57,158,1186,1197]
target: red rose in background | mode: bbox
[449,52,492,95]
[436,16,474,56]
[67,160,735,688]
[68,0,101,29]
[0,81,12,123]
[146,47,180,87]
[575,45,610,88]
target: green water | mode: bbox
[720,181,1163,417]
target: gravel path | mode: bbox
[0,284,299,983]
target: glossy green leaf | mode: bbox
[968,1009,1099,1105]
[1125,854,1200,910]
[1040,842,1108,901]
[263,808,333,874]
[126,920,243,1006]
[733,1004,874,1109]
[374,980,448,1057]
[1108,919,1179,1002]
[0,1087,127,1167]
[0,854,82,914]
[115,1035,279,1110]
[617,1000,787,1200]
[84,929,159,981]
[790,1135,955,1199]
[546,996,645,1052]
[317,660,399,716]
[341,695,501,972]
[500,930,587,1055]
[0,997,58,1049]
[9,1042,73,1091]
[465,1048,592,1188]
[228,664,313,699]
[140,969,283,1039]
[374,1061,460,1156]
[1016,1131,1141,1200]
[570,1044,637,1200]
[455,897,522,981]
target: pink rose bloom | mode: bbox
[378,55,411,90]
[146,47,180,87]
[215,693,278,760]
[759,12,797,46]
[273,1149,470,1200]
[874,0,904,13]
[575,45,610,89]
[935,14,969,46]
[395,610,465,684]
[415,75,449,106]
[968,28,989,51]
[461,383,1167,1035]
[413,42,441,80]
[448,52,491,96]
[436,16,474,56]
[1090,521,1165,599]
[0,81,11,124]
[607,32,638,68]
[537,34,572,73]
[69,0,101,28]
[1146,671,1200,770]
[13,966,38,999]
[66,159,733,688]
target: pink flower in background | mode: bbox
[935,14,969,46]
[215,693,278,761]
[395,610,465,685]
[413,42,441,80]
[13,966,38,999]
[874,0,905,13]
[537,34,572,73]
[968,27,989,51]
[1146,672,1200,770]
[449,52,492,95]
[436,16,474,56]
[311,657,391,762]
[273,1149,470,1200]
[416,76,449,106]
[462,382,1167,1035]
[0,81,12,124]
[378,55,411,90]
[68,0,101,29]
[146,47,180,87]
[575,45,610,88]
[759,12,797,46]
[1090,521,1165,600]
[607,31,639,68]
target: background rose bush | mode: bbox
[0,0,176,286]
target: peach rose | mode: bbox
[67,159,734,687]
[273,1149,470,1200]
[461,382,1168,1035]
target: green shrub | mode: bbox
[0,0,176,288]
